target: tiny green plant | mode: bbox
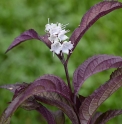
[1,0,122,124]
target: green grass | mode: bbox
[0,0,122,123]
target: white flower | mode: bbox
[45,24,52,32]
[58,30,69,41]
[48,34,58,43]
[50,41,73,56]
[61,41,73,54]
[50,41,62,56]
[45,22,62,35]
[45,19,59,32]
[49,23,62,35]
[45,19,74,56]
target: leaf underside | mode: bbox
[35,92,78,124]
[70,1,122,49]
[73,55,122,94]
[36,104,56,124]
[51,110,65,124]
[79,68,122,124]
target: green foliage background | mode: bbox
[0,0,122,123]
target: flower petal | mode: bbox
[58,30,69,41]
[62,41,73,54]
[48,34,58,43]
[50,41,62,55]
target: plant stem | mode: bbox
[63,58,80,124]
[63,62,72,91]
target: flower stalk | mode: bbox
[63,62,72,91]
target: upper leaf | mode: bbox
[73,55,122,94]
[70,1,122,49]
[5,29,65,61]
[94,109,122,124]
[5,29,50,53]
[0,75,79,124]
[79,68,122,124]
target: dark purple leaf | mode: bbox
[0,83,28,93]
[35,94,76,123]
[94,109,122,124]
[5,29,64,61]
[73,55,122,95]
[51,110,65,124]
[0,83,40,111]
[90,112,102,124]
[20,96,40,111]
[0,75,79,124]
[0,83,56,124]
[5,29,50,53]
[34,74,72,96]
[79,68,122,124]
[70,1,122,49]
[36,104,56,124]
[0,114,10,124]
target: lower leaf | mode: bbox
[79,68,122,124]
[0,75,79,124]
[94,109,122,124]
[36,104,56,124]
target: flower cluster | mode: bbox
[45,19,73,56]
